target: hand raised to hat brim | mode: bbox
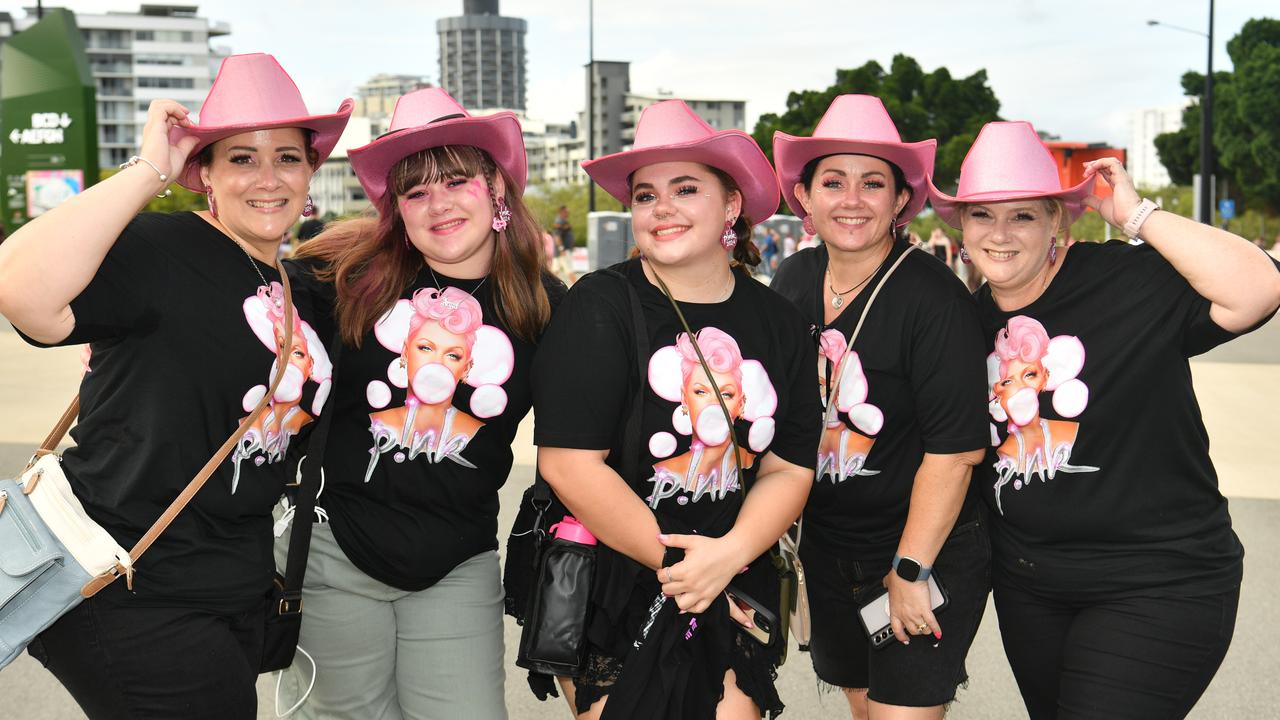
[1081,157,1141,229]
[139,99,198,182]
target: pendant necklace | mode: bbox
[428,265,488,309]
[827,266,875,309]
[827,245,894,309]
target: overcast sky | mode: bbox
[22,1,1273,147]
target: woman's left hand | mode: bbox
[1082,157,1142,228]
[657,533,751,614]
[884,571,941,645]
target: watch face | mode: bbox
[896,557,921,582]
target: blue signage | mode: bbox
[1218,199,1236,220]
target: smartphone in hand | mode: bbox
[858,572,948,649]
[726,585,780,648]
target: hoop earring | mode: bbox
[491,197,511,232]
[960,247,972,264]
[802,215,816,236]
[205,188,217,219]
[302,194,315,218]
[1048,239,1059,265]
[721,220,737,250]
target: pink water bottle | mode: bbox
[549,516,597,546]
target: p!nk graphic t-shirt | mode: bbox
[771,242,989,560]
[17,212,331,612]
[533,258,821,543]
[287,258,566,591]
[975,240,1278,599]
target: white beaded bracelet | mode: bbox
[1123,198,1159,239]
[119,155,172,198]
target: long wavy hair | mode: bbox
[297,145,550,346]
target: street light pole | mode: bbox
[1200,0,1214,226]
[587,0,595,212]
[1147,4,1215,224]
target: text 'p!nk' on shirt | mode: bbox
[770,241,990,560]
[286,258,566,591]
[17,212,331,612]
[532,258,822,542]
[976,240,1279,599]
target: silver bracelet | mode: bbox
[119,155,172,198]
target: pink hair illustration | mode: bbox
[242,281,333,416]
[987,315,1088,433]
[367,286,514,418]
[646,327,777,459]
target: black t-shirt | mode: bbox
[287,259,566,591]
[975,240,1275,598]
[532,259,821,539]
[19,212,332,611]
[771,242,989,559]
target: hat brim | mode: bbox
[347,112,527,207]
[582,130,780,226]
[170,98,355,192]
[773,134,937,226]
[927,171,1097,229]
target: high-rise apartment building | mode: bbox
[1128,105,1185,189]
[354,73,433,136]
[437,0,526,111]
[9,5,230,168]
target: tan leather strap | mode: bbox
[80,262,295,598]
[23,397,81,473]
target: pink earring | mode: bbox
[802,215,816,236]
[491,197,511,232]
[1048,240,1058,265]
[302,194,315,218]
[960,247,972,264]
[721,220,737,250]
[205,188,217,219]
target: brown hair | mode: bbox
[296,145,550,346]
[624,163,761,267]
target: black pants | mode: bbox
[27,595,264,720]
[994,580,1239,720]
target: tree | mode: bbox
[751,54,1002,205]
[1155,18,1280,213]
[522,181,623,247]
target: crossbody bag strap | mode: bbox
[24,396,81,471]
[280,324,343,599]
[81,262,296,597]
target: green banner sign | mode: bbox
[1,8,98,234]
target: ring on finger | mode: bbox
[916,623,929,633]
[663,567,673,583]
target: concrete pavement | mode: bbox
[0,314,1276,719]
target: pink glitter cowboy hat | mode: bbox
[347,88,527,207]
[582,100,779,224]
[169,53,354,191]
[927,121,1097,228]
[773,94,936,225]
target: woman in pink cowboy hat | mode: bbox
[0,53,350,718]
[770,95,991,720]
[928,121,1280,719]
[283,87,562,718]
[530,99,820,719]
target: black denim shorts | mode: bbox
[800,513,992,707]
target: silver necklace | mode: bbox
[428,265,488,308]
[827,245,893,309]
[234,240,271,289]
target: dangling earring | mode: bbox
[403,235,411,250]
[205,187,218,219]
[959,247,972,264]
[398,357,406,369]
[1048,239,1058,265]
[491,197,511,232]
[302,194,315,218]
[802,215,817,236]
[720,220,737,250]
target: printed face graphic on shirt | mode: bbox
[815,328,883,483]
[987,315,1098,514]
[644,327,778,509]
[364,286,514,479]
[231,281,333,493]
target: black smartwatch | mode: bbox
[892,554,931,582]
